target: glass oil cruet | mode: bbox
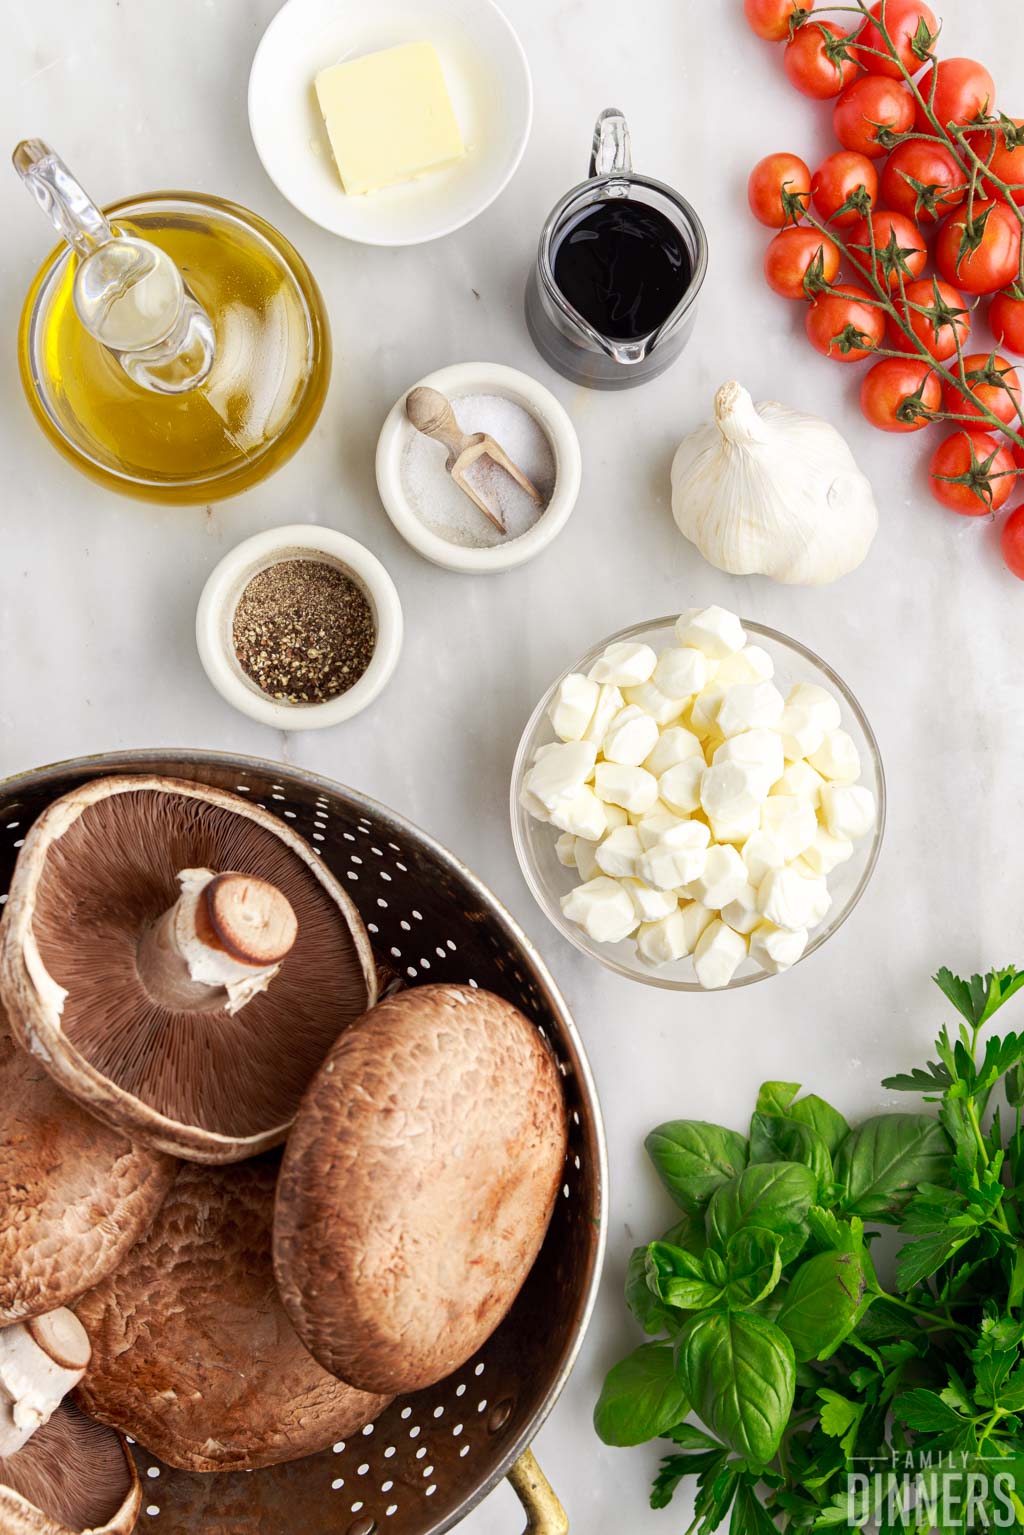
[14,141,332,504]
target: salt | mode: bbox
[400,393,557,549]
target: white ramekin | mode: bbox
[196,525,403,730]
[375,362,582,574]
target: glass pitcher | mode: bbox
[15,142,331,504]
[525,110,708,390]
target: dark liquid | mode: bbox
[551,199,693,341]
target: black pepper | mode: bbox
[232,559,376,704]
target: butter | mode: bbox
[315,41,465,196]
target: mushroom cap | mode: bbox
[273,984,568,1396]
[0,1403,140,1534]
[0,777,377,1162]
[0,1025,175,1326]
[73,1157,391,1472]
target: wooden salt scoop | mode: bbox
[406,387,544,535]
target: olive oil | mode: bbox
[19,195,330,503]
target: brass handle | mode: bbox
[507,1448,568,1535]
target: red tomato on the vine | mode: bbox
[880,140,966,224]
[890,278,971,360]
[942,353,1022,427]
[833,76,914,158]
[929,429,1016,515]
[805,283,886,361]
[764,227,840,298]
[784,21,859,99]
[1002,506,1024,579]
[849,208,928,289]
[811,151,878,227]
[916,58,996,134]
[853,0,937,80]
[744,0,815,42]
[936,200,1022,296]
[990,290,1024,356]
[748,153,812,227]
[966,118,1024,208]
[860,357,941,432]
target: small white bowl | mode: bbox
[248,0,532,246]
[196,525,403,730]
[376,362,582,574]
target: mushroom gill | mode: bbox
[0,778,377,1161]
[0,1025,175,1326]
[0,1402,139,1534]
[73,1157,392,1473]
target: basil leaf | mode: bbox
[646,1242,723,1311]
[707,1162,818,1264]
[645,1121,749,1211]
[776,1248,871,1362]
[786,1093,850,1156]
[749,1113,833,1192]
[755,1081,800,1116]
[725,1229,784,1308]
[663,1209,707,1259]
[676,1309,795,1467]
[834,1114,953,1220]
[625,1246,674,1335]
[593,1343,690,1447]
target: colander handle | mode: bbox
[507,1448,568,1534]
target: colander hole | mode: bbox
[382,1479,393,1492]
[412,909,423,921]
[409,1426,420,1439]
[2,820,14,828]
[426,1485,436,1497]
[386,1507,398,1518]
[432,1406,444,1418]
[381,872,392,882]
[406,968,418,978]
[358,1462,369,1475]
[371,846,383,857]
[350,855,363,865]
[334,1443,345,1453]
[396,862,407,872]
[283,810,296,819]
[12,840,24,848]
[563,1184,570,1198]
[477,1399,488,1412]
[572,1111,580,1125]
[332,1478,344,1491]
[362,1423,374,1436]
[0,896,6,906]
[468,979,479,989]
[367,923,379,935]
[146,1508,160,1518]
[344,833,356,842]
[235,786,250,794]
[346,872,358,881]
[388,842,400,851]
[350,1502,363,1514]
[377,899,388,909]
[422,1465,434,1478]
[415,1448,426,1461]
[453,1424,463,1436]
[420,958,431,970]
[447,940,457,951]
[574,1155,581,1169]
[400,921,411,933]
[384,1446,396,1458]
[456,1384,466,1397]
[400,1409,412,1420]
[390,948,401,959]
[146,1468,160,1478]
[460,1445,470,1457]
[436,947,446,959]
[271,794,285,801]
[474,1364,485,1376]
[313,833,325,843]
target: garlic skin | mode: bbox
[671,381,878,586]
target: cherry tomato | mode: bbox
[805,283,886,361]
[784,21,859,99]
[744,0,815,42]
[833,76,914,158]
[936,200,1022,296]
[849,208,928,289]
[890,278,971,360]
[811,151,878,227]
[917,58,995,134]
[966,118,1024,207]
[929,429,1016,514]
[764,226,840,299]
[942,353,1022,426]
[748,153,812,227]
[991,290,1024,355]
[1002,505,1024,578]
[853,0,937,79]
[860,357,941,431]
[880,140,966,224]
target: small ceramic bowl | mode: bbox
[376,362,582,574]
[248,0,532,246]
[511,616,886,991]
[196,525,403,730]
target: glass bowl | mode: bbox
[510,616,886,991]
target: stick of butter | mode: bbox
[315,41,466,196]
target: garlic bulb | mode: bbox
[670,381,878,586]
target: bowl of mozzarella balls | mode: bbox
[511,606,884,991]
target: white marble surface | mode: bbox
[3,2,1024,1530]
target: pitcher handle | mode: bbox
[589,109,632,179]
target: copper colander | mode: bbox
[0,750,607,1535]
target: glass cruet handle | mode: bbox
[589,109,632,180]
[12,138,215,395]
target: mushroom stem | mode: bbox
[137,869,298,1016]
[0,1308,91,1457]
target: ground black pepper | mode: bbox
[232,559,376,704]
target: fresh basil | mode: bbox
[834,1114,953,1220]
[646,1242,724,1312]
[645,1120,749,1211]
[593,1342,690,1447]
[749,1113,833,1191]
[676,1309,795,1466]
[706,1162,818,1263]
[776,1249,872,1362]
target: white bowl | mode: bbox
[248,0,532,246]
[376,362,582,574]
[196,525,403,730]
